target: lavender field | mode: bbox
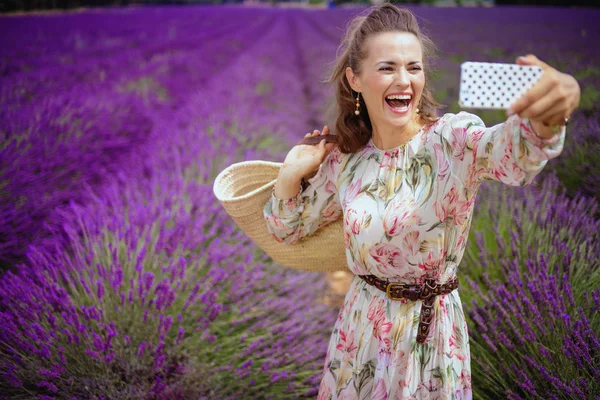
[1,4,599,399]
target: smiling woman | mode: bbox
[261,3,580,399]
[326,5,441,154]
[345,31,426,150]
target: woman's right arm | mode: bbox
[263,133,343,245]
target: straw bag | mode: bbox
[212,135,348,272]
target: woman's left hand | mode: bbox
[508,54,580,132]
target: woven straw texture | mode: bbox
[213,160,348,272]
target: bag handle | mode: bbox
[296,135,339,146]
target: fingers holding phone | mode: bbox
[509,55,580,126]
[458,59,580,129]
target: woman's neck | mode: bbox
[371,118,424,150]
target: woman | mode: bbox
[263,4,580,399]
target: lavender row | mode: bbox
[462,175,599,399]
[0,7,276,267]
[1,12,338,399]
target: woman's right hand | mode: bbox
[273,126,335,200]
[281,125,335,178]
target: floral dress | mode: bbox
[263,112,565,400]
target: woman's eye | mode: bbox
[379,66,421,72]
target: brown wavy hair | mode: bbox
[325,4,440,154]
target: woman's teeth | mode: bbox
[385,94,411,110]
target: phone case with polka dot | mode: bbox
[458,62,543,110]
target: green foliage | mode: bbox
[120,76,170,104]
[553,136,600,200]
[579,86,600,112]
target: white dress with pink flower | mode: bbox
[263,112,565,400]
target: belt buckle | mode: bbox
[386,282,421,301]
[385,282,405,300]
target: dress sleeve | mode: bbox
[263,146,344,245]
[444,111,566,188]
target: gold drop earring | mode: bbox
[355,92,361,116]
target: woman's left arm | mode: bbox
[445,55,581,189]
[508,54,581,139]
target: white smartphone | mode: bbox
[458,62,543,110]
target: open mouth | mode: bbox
[385,94,412,112]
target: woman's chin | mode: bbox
[384,112,413,129]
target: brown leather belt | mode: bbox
[358,275,459,344]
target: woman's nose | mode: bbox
[395,68,410,87]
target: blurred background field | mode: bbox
[1,2,599,399]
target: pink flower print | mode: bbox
[497,141,526,183]
[372,378,389,400]
[433,143,450,181]
[438,294,449,318]
[381,150,398,169]
[457,234,466,250]
[493,152,512,182]
[343,209,353,249]
[367,297,393,345]
[396,382,417,400]
[317,379,332,400]
[265,215,285,230]
[321,200,342,221]
[270,234,284,244]
[339,392,356,400]
[283,197,299,212]
[377,347,393,370]
[367,296,385,322]
[322,347,332,373]
[266,217,286,243]
[402,231,421,256]
[369,243,408,276]
[383,198,421,237]
[336,329,358,361]
[458,369,472,391]
[335,330,358,360]
[469,127,486,146]
[435,186,473,226]
[351,245,371,275]
[449,323,468,361]
[416,378,442,398]
[352,259,370,275]
[433,186,456,222]
[326,146,341,167]
[452,198,474,226]
[343,285,360,315]
[343,177,362,207]
[418,251,445,275]
[392,350,409,372]
[448,324,460,347]
[465,162,482,188]
[345,208,369,235]
[451,126,467,160]
[344,228,351,249]
[464,128,488,184]
[324,179,337,194]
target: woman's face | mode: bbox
[346,31,425,135]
